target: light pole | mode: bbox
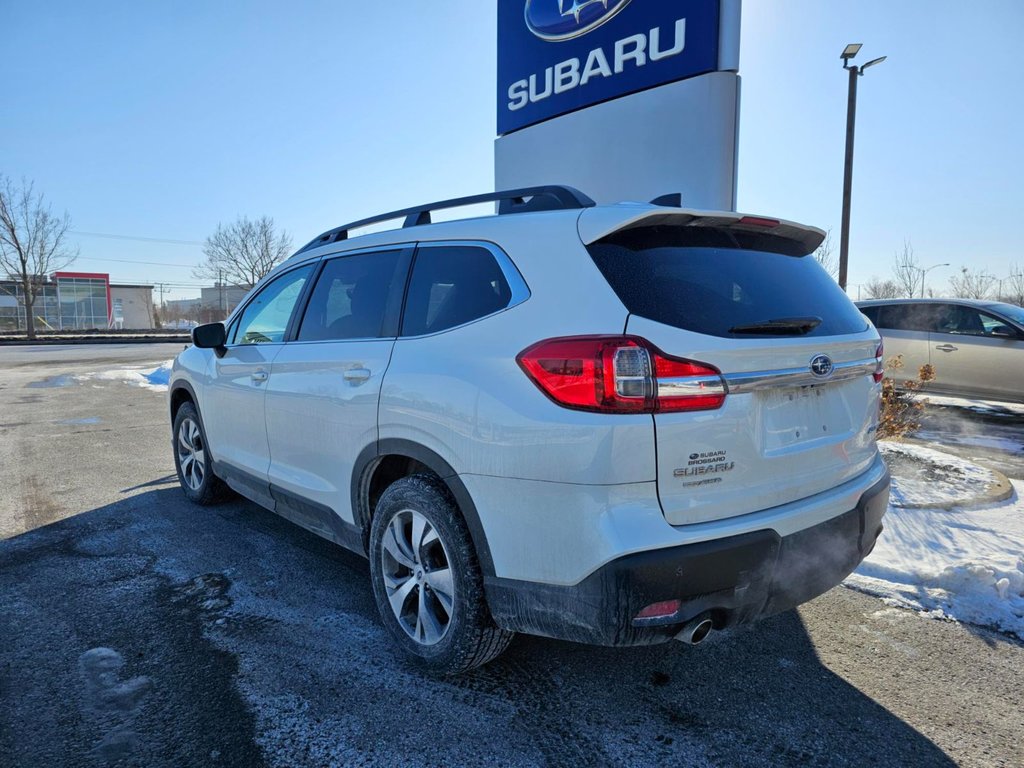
[918,263,949,298]
[838,44,887,292]
[997,272,1023,301]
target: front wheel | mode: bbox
[368,475,513,674]
[172,402,229,505]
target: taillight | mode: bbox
[873,341,884,383]
[516,336,726,414]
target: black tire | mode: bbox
[369,474,513,674]
[172,401,229,505]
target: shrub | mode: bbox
[878,355,935,441]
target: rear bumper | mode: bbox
[486,468,889,646]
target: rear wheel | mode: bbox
[369,475,513,673]
[172,402,229,505]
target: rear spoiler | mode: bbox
[577,205,826,256]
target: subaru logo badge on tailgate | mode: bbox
[810,354,834,378]
[525,0,632,42]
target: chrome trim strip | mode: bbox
[724,357,878,394]
[657,376,728,398]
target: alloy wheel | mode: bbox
[177,418,206,491]
[380,509,455,646]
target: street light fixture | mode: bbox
[837,44,887,292]
[918,263,949,298]
[841,43,863,60]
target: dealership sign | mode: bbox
[498,0,722,134]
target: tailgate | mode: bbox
[631,316,881,525]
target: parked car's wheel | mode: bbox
[369,475,513,673]
[172,401,229,505]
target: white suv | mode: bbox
[169,186,889,673]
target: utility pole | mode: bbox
[838,44,886,292]
[218,270,225,321]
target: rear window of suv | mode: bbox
[587,226,868,339]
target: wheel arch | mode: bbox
[169,379,199,422]
[353,439,495,577]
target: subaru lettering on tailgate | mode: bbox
[498,0,722,134]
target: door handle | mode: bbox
[251,369,269,383]
[935,344,958,352]
[343,367,371,383]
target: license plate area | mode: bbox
[759,382,853,454]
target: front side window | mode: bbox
[934,304,988,336]
[297,250,405,341]
[232,265,313,345]
[935,304,1020,337]
[401,245,512,336]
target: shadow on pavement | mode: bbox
[0,487,958,767]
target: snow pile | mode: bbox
[880,441,1001,508]
[847,458,1024,639]
[78,360,174,392]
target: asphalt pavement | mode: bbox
[1,345,1022,767]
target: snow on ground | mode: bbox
[78,360,173,392]
[924,394,1024,417]
[916,430,1024,455]
[846,446,1024,639]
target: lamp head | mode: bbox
[861,55,888,72]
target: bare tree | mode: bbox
[891,240,921,298]
[948,267,995,300]
[863,276,902,299]
[0,175,77,339]
[194,215,292,288]
[998,265,1024,306]
[813,230,838,279]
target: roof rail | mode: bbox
[297,185,595,254]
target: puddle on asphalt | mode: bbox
[56,417,101,425]
[26,374,77,388]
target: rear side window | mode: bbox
[402,245,512,336]
[874,304,936,332]
[859,305,880,324]
[298,250,405,341]
[587,227,868,338]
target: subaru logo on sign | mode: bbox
[525,0,632,42]
[810,354,834,378]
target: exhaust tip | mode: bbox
[676,616,714,645]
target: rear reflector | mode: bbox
[873,341,884,383]
[634,600,682,620]
[517,336,726,414]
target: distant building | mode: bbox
[0,272,155,331]
[199,283,251,322]
[163,297,202,325]
[110,284,157,329]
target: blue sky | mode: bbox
[2,1,1022,300]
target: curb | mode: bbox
[889,443,1015,510]
[0,336,189,346]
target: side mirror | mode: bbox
[990,325,1018,338]
[192,322,227,355]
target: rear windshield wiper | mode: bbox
[728,317,822,335]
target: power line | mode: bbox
[74,256,197,268]
[70,230,204,246]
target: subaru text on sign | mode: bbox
[497,0,722,134]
